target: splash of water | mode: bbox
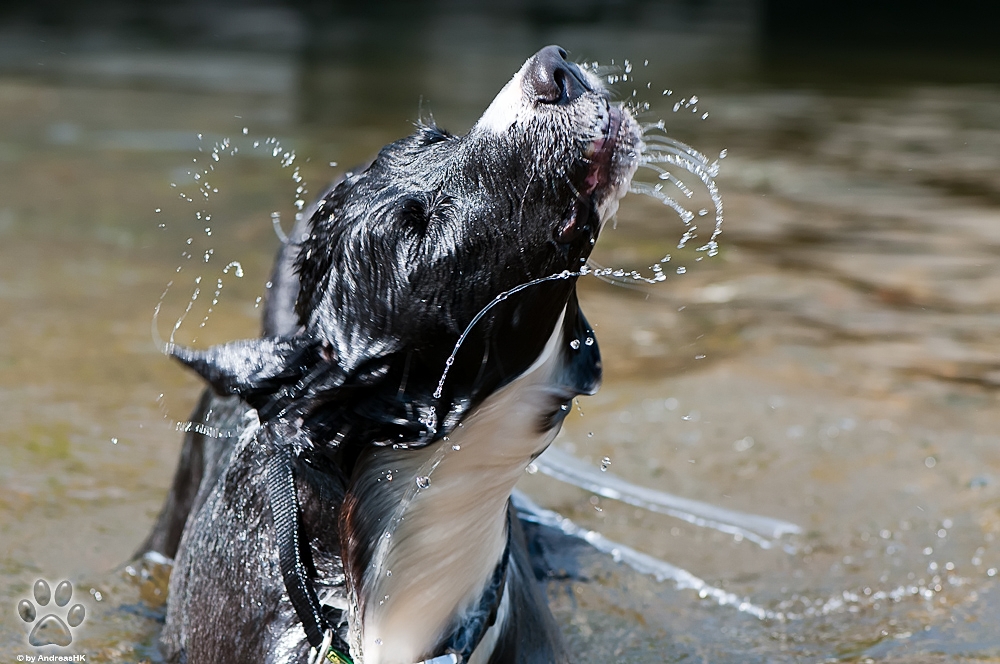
[537,446,800,551]
[632,121,725,255]
[153,127,309,438]
[512,491,783,621]
[432,269,581,400]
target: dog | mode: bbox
[141,45,640,664]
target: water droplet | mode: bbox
[451,444,461,451]
[111,438,118,445]
[385,472,392,482]
[569,339,581,350]
[415,476,431,490]
[676,266,687,274]
[375,638,383,646]
[925,456,937,468]
[600,456,612,472]
[584,337,594,346]
[719,149,728,159]
[526,463,538,475]
[386,570,392,577]
[588,432,594,438]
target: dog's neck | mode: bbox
[344,309,569,664]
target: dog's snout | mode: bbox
[526,45,591,105]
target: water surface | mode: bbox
[2,29,1000,663]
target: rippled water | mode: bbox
[2,35,1000,663]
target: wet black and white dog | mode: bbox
[142,46,639,664]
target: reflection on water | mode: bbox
[2,5,1000,662]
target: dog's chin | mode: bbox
[588,104,641,232]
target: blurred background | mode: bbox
[2,1,1000,661]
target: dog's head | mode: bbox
[171,46,639,456]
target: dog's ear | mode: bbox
[168,336,323,402]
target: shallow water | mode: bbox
[2,27,1000,664]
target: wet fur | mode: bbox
[143,46,638,664]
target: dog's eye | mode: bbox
[554,198,593,244]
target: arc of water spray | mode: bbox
[151,261,246,439]
[536,446,801,552]
[511,491,783,621]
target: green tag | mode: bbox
[326,647,353,664]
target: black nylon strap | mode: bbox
[266,451,329,650]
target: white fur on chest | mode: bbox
[353,309,568,664]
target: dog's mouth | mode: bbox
[583,104,623,195]
[555,102,636,245]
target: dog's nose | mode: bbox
[525,45,592,105]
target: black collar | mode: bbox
[435,509,512,662]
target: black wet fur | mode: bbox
[143,45,638,664]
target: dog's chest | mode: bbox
[351,310,570,664]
